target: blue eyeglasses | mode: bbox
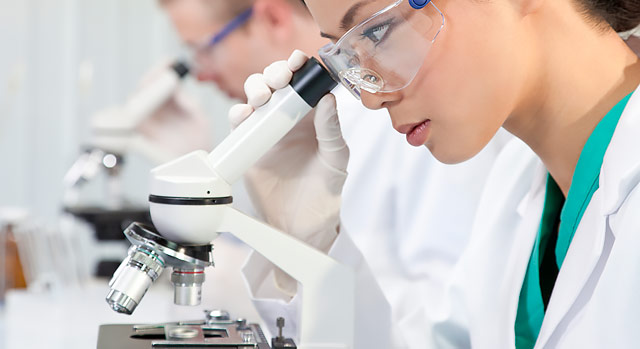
[192,7,253,56]
[207,8,253,48]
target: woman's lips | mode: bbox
[405,119,431,147]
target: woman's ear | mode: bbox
[251,0,296,43]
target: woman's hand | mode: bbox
[228,50,349,295]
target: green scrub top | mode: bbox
[514,92,633,349]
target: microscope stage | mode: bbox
[97,321,272,348]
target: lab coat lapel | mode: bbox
[462,140,544,348]
[601,86,640,216]
[473,159,546,348]
[535,192,607,348]
[503,168,547,345]
[534,86,640,347]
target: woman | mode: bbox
[231,0,640,347]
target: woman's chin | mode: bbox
[426,142,478,165]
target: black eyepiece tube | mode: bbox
[171,61,190,79]
[290,57,338,107]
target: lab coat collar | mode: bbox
[535,85,640,347]
[600,84,640,223]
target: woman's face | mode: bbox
[307,0,533,163]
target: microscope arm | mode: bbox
[219,207,354,349]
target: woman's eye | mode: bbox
[362,74,379,83]
[362,22,391,44]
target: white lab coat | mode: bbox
[241,86,512,348]
[424,84,640,348]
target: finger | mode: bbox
[287,50,309,71]
[263,60,292,90]
[228,103,254,130]
[314,94,343,147]
[314,94,349,172]
[244,73,272,108]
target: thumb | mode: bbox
[314,94,349,172]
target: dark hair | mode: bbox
[579,0,640,32]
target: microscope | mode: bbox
[99,58,356,349]
[63,62,190,277]
[64,61,191,202]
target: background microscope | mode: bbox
[62,61,193,278]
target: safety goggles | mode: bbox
[319,0,444,99]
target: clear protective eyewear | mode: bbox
[319,0,444,99]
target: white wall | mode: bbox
[0,0,236,224]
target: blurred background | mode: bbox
[0,0,261,347]
[0,0,234,220]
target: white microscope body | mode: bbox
[89,61,190,165]
[123,58,355,349]
[64,62,190,207]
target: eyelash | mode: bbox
[361,19,395,45]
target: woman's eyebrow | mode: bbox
[319,0,374,41]
[320,32,339,40]
[340,1,374,31]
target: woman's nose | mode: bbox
[360,90,400,110]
